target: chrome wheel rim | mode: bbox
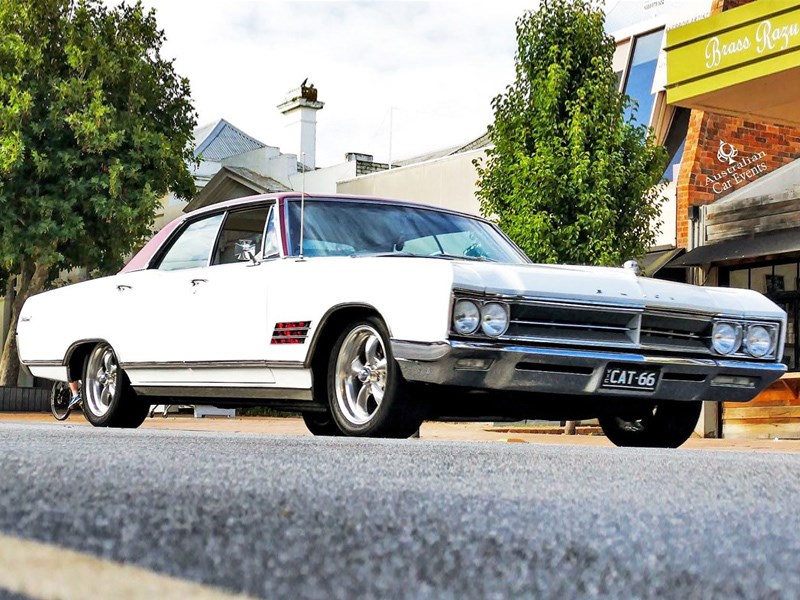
[335,325,387,426]
[85,344,118,418]
[614,405,657,433]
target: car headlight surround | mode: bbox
[480,302,510,337]
[712,321,742,355]
[744,324,776,358]
[453,299,481,335]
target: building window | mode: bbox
[722,260,800,371]
[661,107,690,181]
[622,29,663,127]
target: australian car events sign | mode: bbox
[706,140,767,195]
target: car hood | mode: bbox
[451,261,785,319]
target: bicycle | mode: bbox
[50,381,81,421]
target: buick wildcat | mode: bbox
[17,193,787,447]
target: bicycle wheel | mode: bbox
[50,381,72,421]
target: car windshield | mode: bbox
[285,199,529,264]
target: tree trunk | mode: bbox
[0,261,50,386]
[564,420,578,435]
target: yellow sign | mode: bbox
[666,1,800,103]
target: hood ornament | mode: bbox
[623,259,641,275]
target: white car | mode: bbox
[17,193,787,447]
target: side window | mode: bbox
[263,207,280,258]
[157,213,224,271]
[212,206,271,266]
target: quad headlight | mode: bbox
[480,302,510,337]
[711,320,779,358]
[712,321,742,355]
[452,299,510,337]
[744,324,776,358]
[452,299,481,335]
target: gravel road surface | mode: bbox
[1,422,799,599]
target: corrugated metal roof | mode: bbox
[193,119,267,161]
[394,130,491,167]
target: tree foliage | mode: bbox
[0,0,197,383]
[475,0,668,266]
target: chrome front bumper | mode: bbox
[391,340,787,402]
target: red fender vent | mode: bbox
[271,321,312,344]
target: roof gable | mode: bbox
[193,119,267,162]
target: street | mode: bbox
[1,421,800,599]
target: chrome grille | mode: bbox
[639,311,711,353]
[497,300,716,355]
[506,301,640,348]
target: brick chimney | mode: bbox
[277,80,324,170]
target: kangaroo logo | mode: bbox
[717,140,739,165]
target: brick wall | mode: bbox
[676,0,800,247]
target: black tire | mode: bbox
[599,400,702,448]
[327,317,425,438]
[301,410,343,436]
[82,342,149,429]
[50,381,71,421]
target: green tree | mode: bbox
[475,0,668,266]
[0,0,196,384]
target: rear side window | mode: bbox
[212,206,270,266]
[157,213,224,271]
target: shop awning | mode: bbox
[670,230,800,267]
[641,247,684,275]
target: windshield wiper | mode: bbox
[431,253,497,263]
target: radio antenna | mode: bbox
[299,152,306,261]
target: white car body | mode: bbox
[17,193,788,445]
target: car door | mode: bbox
[117,211,226,371]
[177,204,276,382]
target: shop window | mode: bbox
[774,263,798,292]
[750,266,772,294]
[622,29,663,127]
[729,269,749,289]
[722,261,800,371]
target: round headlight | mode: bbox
[480,302,510,337]
[712,322,741,355]
[453,300,480,335]
[744,325,774,358]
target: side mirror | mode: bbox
[234,239,259,265]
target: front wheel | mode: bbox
[50,381,71,421]
[82,342,149,429]
[301,410,342,436]
[327,317,425,438]
[599,400,702,448]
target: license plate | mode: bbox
[601,365,659,391]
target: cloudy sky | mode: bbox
[110,0,528,166]
[118,0,694,168]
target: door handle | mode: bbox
[117,284,132,292]
[191,278,208,287]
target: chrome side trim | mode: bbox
[131,385,312,400]
[23,360,63,367]
[120,360,305,370]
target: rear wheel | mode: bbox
[599,400,702,448]
[82,342,148,429]
[50,381,71,421]
[327,317,425,438]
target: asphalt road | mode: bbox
[2,422,800,599]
